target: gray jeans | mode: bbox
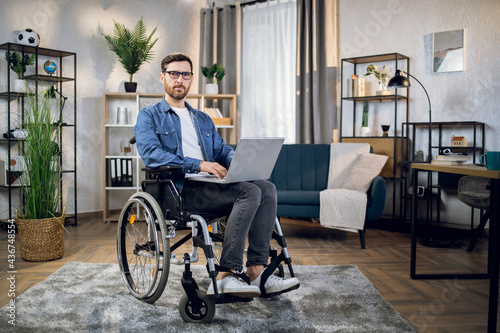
[181,179,277,271]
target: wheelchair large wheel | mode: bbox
[117,192,170,304]
[178,289,215,323]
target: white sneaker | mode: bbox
[206,275,261,298]
[251,271,300,296]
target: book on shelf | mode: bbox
[121,159,128,187]
[127,159,133,186]
[204,107,223,118]
[435,155,471,162]
[107,158,134,187]
[431,159,468,165]
[110,158,117,186]
[116,159,122,185]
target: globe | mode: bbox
[44,60,57,75]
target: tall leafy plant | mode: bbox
[102,16,159,82]
[19,89,62,219]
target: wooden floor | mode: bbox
[0,213,496,332]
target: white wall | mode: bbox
[2,0,498,224]
[0,0,205,215]
[339,0,500,225]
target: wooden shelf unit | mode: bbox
[102,93,237,222]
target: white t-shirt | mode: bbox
[170,106,204,163]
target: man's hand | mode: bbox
[199,161,228,179]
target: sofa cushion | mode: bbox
[269,144,330,191]
[327,143,370,189]
[277,190,320,205]
[342,153,389,192]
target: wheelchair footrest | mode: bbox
[260,283,300,299]
[213,294,253,304]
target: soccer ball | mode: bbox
[17,29,40,47]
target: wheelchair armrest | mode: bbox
[141,165,182,175]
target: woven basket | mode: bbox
[16,207,65,262]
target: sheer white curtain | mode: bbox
[240,0,297,142]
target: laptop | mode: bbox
[186,137,284,184]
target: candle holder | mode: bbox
[381,124,390,137]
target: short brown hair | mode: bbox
[161,52,193,72]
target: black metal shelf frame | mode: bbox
[340,53,410,221]
[0,42,77,225]
[403,121,486,229]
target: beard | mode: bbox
[166,83,191,100]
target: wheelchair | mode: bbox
[116,163,299,323]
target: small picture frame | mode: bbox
[432,29,465,73]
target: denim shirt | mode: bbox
[134,98,234,192]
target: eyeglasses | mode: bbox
[163,71,193,80]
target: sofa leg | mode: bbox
[358,230,366,249]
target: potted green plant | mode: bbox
[361,101,370,136]
[414,150,424,162]
[15,88,66,261]
[4,51,35,92]
[201,63,225,95]
[102,16,159,92]
[364,64,390,96]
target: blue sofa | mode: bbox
[268,144,387,248]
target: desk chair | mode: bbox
[458,176,490,252]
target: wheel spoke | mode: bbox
[117,192,170,303]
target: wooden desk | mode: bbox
[411,163,500,333]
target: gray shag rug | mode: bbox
[1,262,414,332]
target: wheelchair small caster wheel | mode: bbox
[179,289,215,323]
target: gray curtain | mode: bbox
[199,5,238,97]
[296,0,338,144]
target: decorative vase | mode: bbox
[124,82,137,93]
[16,207,65,262]
[376,77,390,96]
[381,124,390,137]
[361,126,370,136]
[116,107,129,125]
[205,83,219,95]
[12,79,27,93]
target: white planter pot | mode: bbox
[361,126,370,136]
[12,79,27,93]
[205,83,219,95]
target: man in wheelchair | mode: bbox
[134,52,299,299]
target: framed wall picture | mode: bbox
[432,29,465,73]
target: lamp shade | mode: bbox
[388,70,411,88]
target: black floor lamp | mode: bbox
[388,69,432,162]
[388,70,453,247]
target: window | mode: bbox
[240,0,297,142]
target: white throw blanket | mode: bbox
[319,143,370,233]
[320,189,367,233]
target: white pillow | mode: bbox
[327,143,370,189]
[342,153,388,192]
